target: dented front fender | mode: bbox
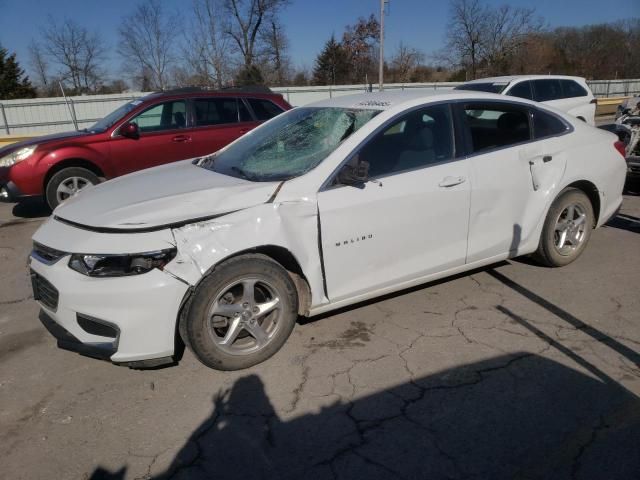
[164,200,328,308]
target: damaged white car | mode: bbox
[30,91,627,370]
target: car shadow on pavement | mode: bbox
[606,212,640,234]
[11,197,50,219]
[487,269,640,369]
[89,348,640,480]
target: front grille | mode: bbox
[30,271,59,311]
[32,242,66,265]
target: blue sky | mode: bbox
[0,0,638,79]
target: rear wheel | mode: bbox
[535,188,594,267]
[45,167,99,209]
[183,254,298,370]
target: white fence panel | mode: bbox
[1,80,639,136]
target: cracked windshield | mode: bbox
[201,107,380,181]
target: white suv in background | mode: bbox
[455,75,597,125]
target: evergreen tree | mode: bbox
[234,65,264,86]
[0,46,37,99]
[312,35,350,85]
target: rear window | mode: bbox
[507,81,533,100]
[532,109,569,139]
[464,103,531,153]
[247,98,285,121]
[455,82,509,94]
[559,80,588,98]
[532,79,563,102]
[194,98,243,126]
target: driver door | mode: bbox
[109,99,194,175]
[317,104,471,302]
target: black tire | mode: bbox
[534,188,594,267]
[183,254,298,370]
[45,167,99,209]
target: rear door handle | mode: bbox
[438,176,466,188]
[172,135,191,143]
[543,155,552,163]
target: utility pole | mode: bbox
[379,0,386,91]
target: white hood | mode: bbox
[54,160,280,230]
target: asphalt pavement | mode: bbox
[0,185,639,479]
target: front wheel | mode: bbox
[182,254,298,370]
[534,188,594,267]
[45,167,99,209]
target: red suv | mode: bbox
[0,88,291,208]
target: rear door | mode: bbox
[532,79,594,123]
[458,101,568,262]
[189,97,259,157]
[109,99,193,175]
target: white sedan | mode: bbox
[30,90,627,370]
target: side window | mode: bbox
[130,101,186,133]
[532,109,569,139]
[532,79,563,102]
[560,80,588,98]
[248,98,284,121]
[194,98,240,126]
[507,81,533,100]
[238,99,252,122]
[360,104,453,178]
[463,103,531,153]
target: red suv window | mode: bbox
[247,98,285,121]
[131,101,187,132]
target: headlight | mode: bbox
[68,248,177,277]
[0,145,37,167]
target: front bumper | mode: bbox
[0,180,30,202]
[30,252,190,365]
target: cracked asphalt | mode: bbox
[1,189,639,480]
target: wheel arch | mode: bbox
[43,158,105,192]
[189,244,313,317]
[564,180,600,224]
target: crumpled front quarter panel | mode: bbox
[165,200,327,307]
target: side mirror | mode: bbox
[337,159,370,186]
[119,122,140,139]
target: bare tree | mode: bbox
[42,17,107,93]
[118,0,181,90]
[480,5,543,75]
[444,0,486,79]
[342,14,380,84]
[389,42,425,83]
[223,0,289,69]
[28,41,49,90]
[259,19,291,84]
[183,0,231,88]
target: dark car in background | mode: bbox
[0,87,292,209]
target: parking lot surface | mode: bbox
[1,189,639,480]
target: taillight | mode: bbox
[614,141,626,158]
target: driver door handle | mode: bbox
[172,135,192,143]
[439,176,466,188]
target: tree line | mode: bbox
[0,0,638,99]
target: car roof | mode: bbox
[463,75,587,85]
[145,87,284,101]
[305,89,529,111]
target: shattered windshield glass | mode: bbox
[200,107,380,181]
